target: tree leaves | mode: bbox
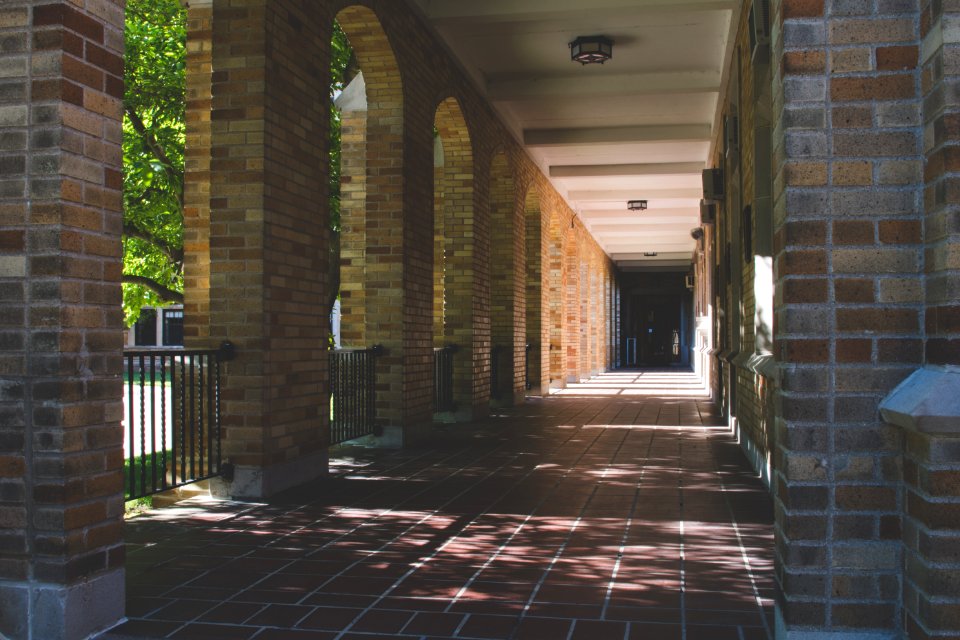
[121,4,353,328]
[122,0,186,325]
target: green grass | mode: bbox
[123,450,172,502]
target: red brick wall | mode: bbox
[206,0,331,475]
[771,0,923,633]
[0,1,126,636]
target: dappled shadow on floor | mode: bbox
[103,370,773,640]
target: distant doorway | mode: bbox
[628,294,682,366]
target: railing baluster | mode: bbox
[123,345,230,501]
[197,353,205,479]
[149,354,157,494]
[160,355,168,491]
[138,355,146,498]
[328,346,379,445]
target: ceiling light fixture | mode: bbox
[627,200,647,211]
[570,35,613,65]
[644,252,658,257]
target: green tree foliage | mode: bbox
[122,2,353,326]
[327,23,357,313]
[122,0,186,325]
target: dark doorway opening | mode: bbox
[620,272,692,368]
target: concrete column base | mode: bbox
[774,605,899,640]
[0,569,124,640]
[213,450,328,499]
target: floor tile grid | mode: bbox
[675,412,772,636]
[123,443,529,631]
[333,415,624,638]
[696,411,774,636]
[525,423,659,640]
[105,373,774,640]
[157,440,561,634]
[340,403,653,639]
[136,404,605,637]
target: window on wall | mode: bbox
[742,205,753,263]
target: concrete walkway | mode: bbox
[102,370,774,640]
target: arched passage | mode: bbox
[433,97,478,417]
[335,6,405,427]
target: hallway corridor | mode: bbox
[104,371,773,640]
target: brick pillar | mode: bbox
[772,0,923,637]
[876,3,960,637]
[548,207,565,388]
[524,187,544,395]
[436,98,490,419]
[206,0,330,498]
[0,2,125,638]
[183,2,212,346]
[338,103,368,348]
[490,152,523,406]
[564,223,581,383]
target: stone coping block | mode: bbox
[880,365,960,435]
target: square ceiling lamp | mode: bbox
[570,36,613,65]
[627,200,647,211]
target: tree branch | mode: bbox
[123,221,184,266]
[125,105,184,208]
[123,274,184,304]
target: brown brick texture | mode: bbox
[235,0,617,438]
[0,0,125,634]
[206,0,331,466]
[768,0,924,634]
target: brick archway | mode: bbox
[433,97,479,418]
[335,5,405,427]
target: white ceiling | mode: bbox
[411,0,740,270]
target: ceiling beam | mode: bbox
[589,224,696,235]
[417,0,737,23]
[529,126,709,148]
[582,215,699,225]
[550,161,704,178]
[568,188,702,200]
[614,251,692,260]
[607,245,693,262]
[488,70,721,101]
[606,243,694,252]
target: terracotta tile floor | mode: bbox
[102,370,774,640]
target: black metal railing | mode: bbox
[329,345,381,445]
[123,341,234,501]
[434,345,456,413]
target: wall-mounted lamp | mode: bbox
[627,200,648,211]
[570,36,613,65]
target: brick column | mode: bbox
[338,100,368,348]
[548,207,565,388]
[564,223,581,383]
[0,2,125,638]
[206,0,331,497]
[773,0,922,636]
[490,152,523,406]
[878,3,960,637]
[524,187,544,395]
[183,1,212,346]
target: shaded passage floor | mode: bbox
[104,370,773,640]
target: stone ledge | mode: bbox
[0,570,126,640]
[879,365,960,435]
